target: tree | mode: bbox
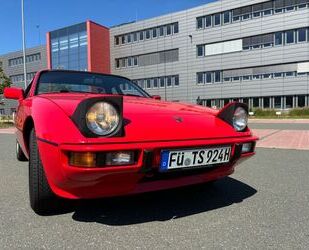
[0,67,12,95]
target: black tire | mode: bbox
[28,129,60,215]
[16,140,28,162]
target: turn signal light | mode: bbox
[105,151,135,166]
[69,152,96,167]
[241,143,254,154]
[68,151,136,168]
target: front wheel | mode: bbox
[28,129,60,215]
[16,140,27,162]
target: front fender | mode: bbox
[31,97,85,145]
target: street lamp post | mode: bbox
[21,0,27,89]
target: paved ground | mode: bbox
[249,120,309,150]
[0,121,309,249]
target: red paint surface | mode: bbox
[46,32,52,69]
[4,70,257,199]
[87,20,110,74]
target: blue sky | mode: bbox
[0,0,215,55]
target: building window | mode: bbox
[263,97,270,108]
[232,76,240,82]
[243,75,251,81]
[159,26,164,36]
[197,17,203,29]
[8,53,41,67]
[0,109,5,115]
[159,77,165,88]
[297,28,307,43]
[166,25,172,36]
[121,36,126,44]
[174,75,179,86]
[286,96,293,108]
[274,32,283,46]
[153,78,158,88]
[298,2,307,9]
[286,30,295,44]
[263,73,272,79]
[173,23,179,33]
[197,72,204,84]
[223,11,231,24]
[133,57,138,66]
[125,34,130,43]
[145,30,151,39]
[214,13,221,26]
[128,57,133,67]
[133,32,138,42]
[139,31,144,41]
[146,79,151,89]
[253,98,260,108]
[214,71,221,83]
[205,72,212,83]
[253,75,261,80]
[121,58,127,68]
[298,95,306,107]
[115,22,179,45]
[205,15,212,28]
[197,45,204,57]
[166,76,172,87]
[274,72,284,78]
[274,96,282,109]
[285,71,295,77]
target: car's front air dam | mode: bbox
[37,136,257,199]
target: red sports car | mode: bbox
[4,70,257,214]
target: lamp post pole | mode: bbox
[21,0,27,89]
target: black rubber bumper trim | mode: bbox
[140,150,153,174]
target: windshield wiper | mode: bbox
[122,94,145,98]
[58,90,97,94]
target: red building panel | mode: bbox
[87,20,111,74]
[46,32,52,69]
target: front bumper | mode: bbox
[37,136,257,199]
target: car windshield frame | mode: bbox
[35,71,151,98]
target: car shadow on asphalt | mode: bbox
[69,177,257,225]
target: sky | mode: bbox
[0,0,215,55]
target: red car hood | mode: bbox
[38,94,246,142]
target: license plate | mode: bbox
[160,146,231,171]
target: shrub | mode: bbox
[252,108,277,117]
[289,108,309,117]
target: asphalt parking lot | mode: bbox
[0,122,309,249]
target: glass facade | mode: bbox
[50,22,88,71]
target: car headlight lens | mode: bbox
[86,102,120,136]
[233,107,248,131]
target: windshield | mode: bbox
[36,71,150,98]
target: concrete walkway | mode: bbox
[250,119,309,150]
[249,119,309,124]
[0,128,15,134]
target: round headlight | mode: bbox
[233,107,248,131]
[86,102,120,136]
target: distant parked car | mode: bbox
[4,70,257,214]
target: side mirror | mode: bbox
[4,87,24,100]
[151,95,161,100]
